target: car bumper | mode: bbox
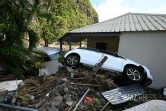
[142,65,153,86]
[142,66,153,80]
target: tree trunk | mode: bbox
[42,30,48,47]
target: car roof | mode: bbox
[78,47,116,56]
[33,47,60,55]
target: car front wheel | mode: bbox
[66,54,80,67]
[124,66,143,83]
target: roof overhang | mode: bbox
[58,32,121,42]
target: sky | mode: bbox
[90,0,166,22]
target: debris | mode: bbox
[62,78,68,83]
[102,84,145,105]
[71,72,75,78]
[100,102,109,111]
[46,93,49,97]
[0,74,16,82]
[51,95,63,106]
[84,96,93,105]
[25,94,35,101]
[73,88,90,111]
[74,73,81,78]
[35,99,46,109]
[10,66,117,110]
[65,94,73,106]
[66,66,74,72]
[39,68,49,76]
[0,80,24,91]
[67,105,73,111]
[70,83,103,87]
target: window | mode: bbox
[96,43,107,50]
[43,54,51,62]
[50,51,62,60]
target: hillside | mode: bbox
[31,0,98,45]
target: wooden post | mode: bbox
[93,55,108,73]
[69,37,71,50]
[60,40,62,50]
[79,41,81,47]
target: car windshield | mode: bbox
[50,51,61,60]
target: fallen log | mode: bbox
[69,77,85,80]
[70,83,103,87]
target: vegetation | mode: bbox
[0,0,98,76]
[0,0,39,77]
[57,51,66,64]
[31,0,98,46]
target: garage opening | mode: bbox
[87,37,120,52]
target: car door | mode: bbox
[80,49,103,66]
[100,51,123,72]
[40,54,59,74]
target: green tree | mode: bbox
[0,0,39,76]
[31,0,98,46]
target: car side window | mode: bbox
[85,48,99,53]
[99,50,115,56]
[43,54,51,62]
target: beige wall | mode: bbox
[118,31,166,88]
[87,37,119,52]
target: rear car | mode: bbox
[33,47,61,75]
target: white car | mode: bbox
[65,48,153,85]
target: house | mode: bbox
[58,13,166,88]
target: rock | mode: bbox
[39,108,45,111]
[46,93,49,97]
[60,83,67,88]
[43,102,50,108]
[29,95,35,101]
[63,87,68,93]
[50,89,59,97]
[70,91,78,96]
[35,101,43,109]
[25,94,34,101]
[95,91,101,98]
[56,83,67,89]
[59,89,65,96]
[65,94,73,106]
[51,95,63,107]
[35,99,46,108]
[61,78,68,83]
[47,106,58,111]
[55,79,62,86]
